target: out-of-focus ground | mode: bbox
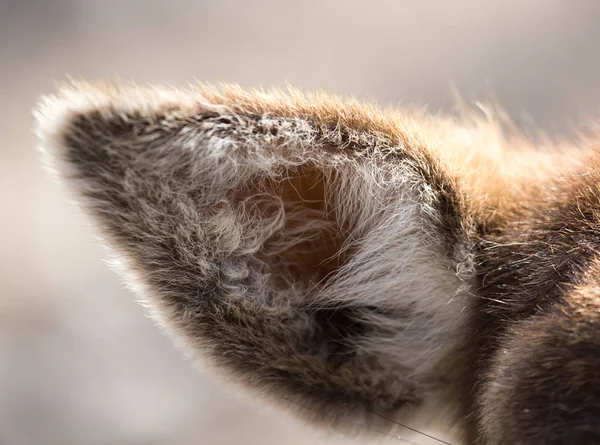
[1,1,600,444]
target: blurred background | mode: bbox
[1,1,600,444]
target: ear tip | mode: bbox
[37,81,107,126]
[34,83,109,180]
[35,82,109,146]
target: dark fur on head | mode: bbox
[36,81,600,444]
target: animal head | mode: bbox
[35,82,600,445]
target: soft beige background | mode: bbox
[1,1,600,444]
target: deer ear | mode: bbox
[35,82,473,429]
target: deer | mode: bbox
[35,81,600,445]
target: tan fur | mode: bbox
[35,81,600,444]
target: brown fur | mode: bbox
[35,81,600,444]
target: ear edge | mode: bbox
[34,79,421,155]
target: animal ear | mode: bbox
[35,82,473,430]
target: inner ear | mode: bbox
[254,164,349,289]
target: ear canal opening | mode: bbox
[242,164,354,294]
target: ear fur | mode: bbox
[35,82,476,432]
